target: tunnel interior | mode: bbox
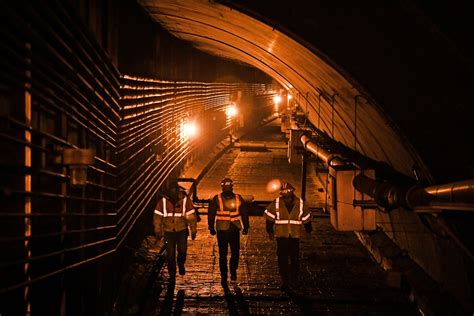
[0,0,473,315]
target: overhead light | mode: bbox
[181,121,199,139]
[226,104,238,117]
[273,95,282,105]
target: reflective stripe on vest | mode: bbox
[299,198,303,220]
[275,219,303,225]
[161,197,190,217]
[276,198,280,220]
[302,213,311,222]
[264,209,275,219]
[275,197,304,224]
[182,196,196,216]
[216,193,240,221]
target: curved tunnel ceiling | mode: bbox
[138,0,431,179]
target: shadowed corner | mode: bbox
[174,289,185,316]
[233,283,251,316]
[224,283,238,316]
[158,282,175,316]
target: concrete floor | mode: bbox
[116,121,419,315]
[196,121,326,208]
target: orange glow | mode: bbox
[273,95,282,105]
[266,178,282,193]
[181,121,199,138]
[226,104,238,117]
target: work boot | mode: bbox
[230,271,237,281]
[178,265,186,276]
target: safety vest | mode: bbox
[215,193,242,231]
[154,195,196,234]
[264,197,311,238]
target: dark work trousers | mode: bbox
[216,226,240,278]
[164,229,188,277]
[276,237,300,285]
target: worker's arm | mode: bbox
[301,202,312,233]
[264,200,276,239]
[183,193,197,238]
[208,195,218,234]
[153,198,165,239]
[238,195,250,234]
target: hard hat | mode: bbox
[221,177,233,187]
[280,181,295,194]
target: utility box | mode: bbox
[327,168,376,231]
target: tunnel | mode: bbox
[0,0,473,315]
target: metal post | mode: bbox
[301,153,307,201]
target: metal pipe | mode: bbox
[353,174,474,210]
[353,174,430,210]
[300,134,345,167]
[425,179,474,203]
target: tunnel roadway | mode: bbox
[117,121,419,315]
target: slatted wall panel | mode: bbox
[0,1,120,314]
[0,2,274,314]
[117,75,272,246]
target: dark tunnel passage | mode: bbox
[0,1,473,315]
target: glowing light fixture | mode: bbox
[181,121,199,139]
[273,95,282,105]
[226,104,238,117]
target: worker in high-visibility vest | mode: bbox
[208,177,249,286]
[154,181,197,281]
[264,181,312,291]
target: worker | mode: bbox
[208,177,249,286]
[264,181,312,291]
[154,181,197,282]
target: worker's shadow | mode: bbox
[285,288,313,316]
[223,283,250,316]
[159,282,185,316]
